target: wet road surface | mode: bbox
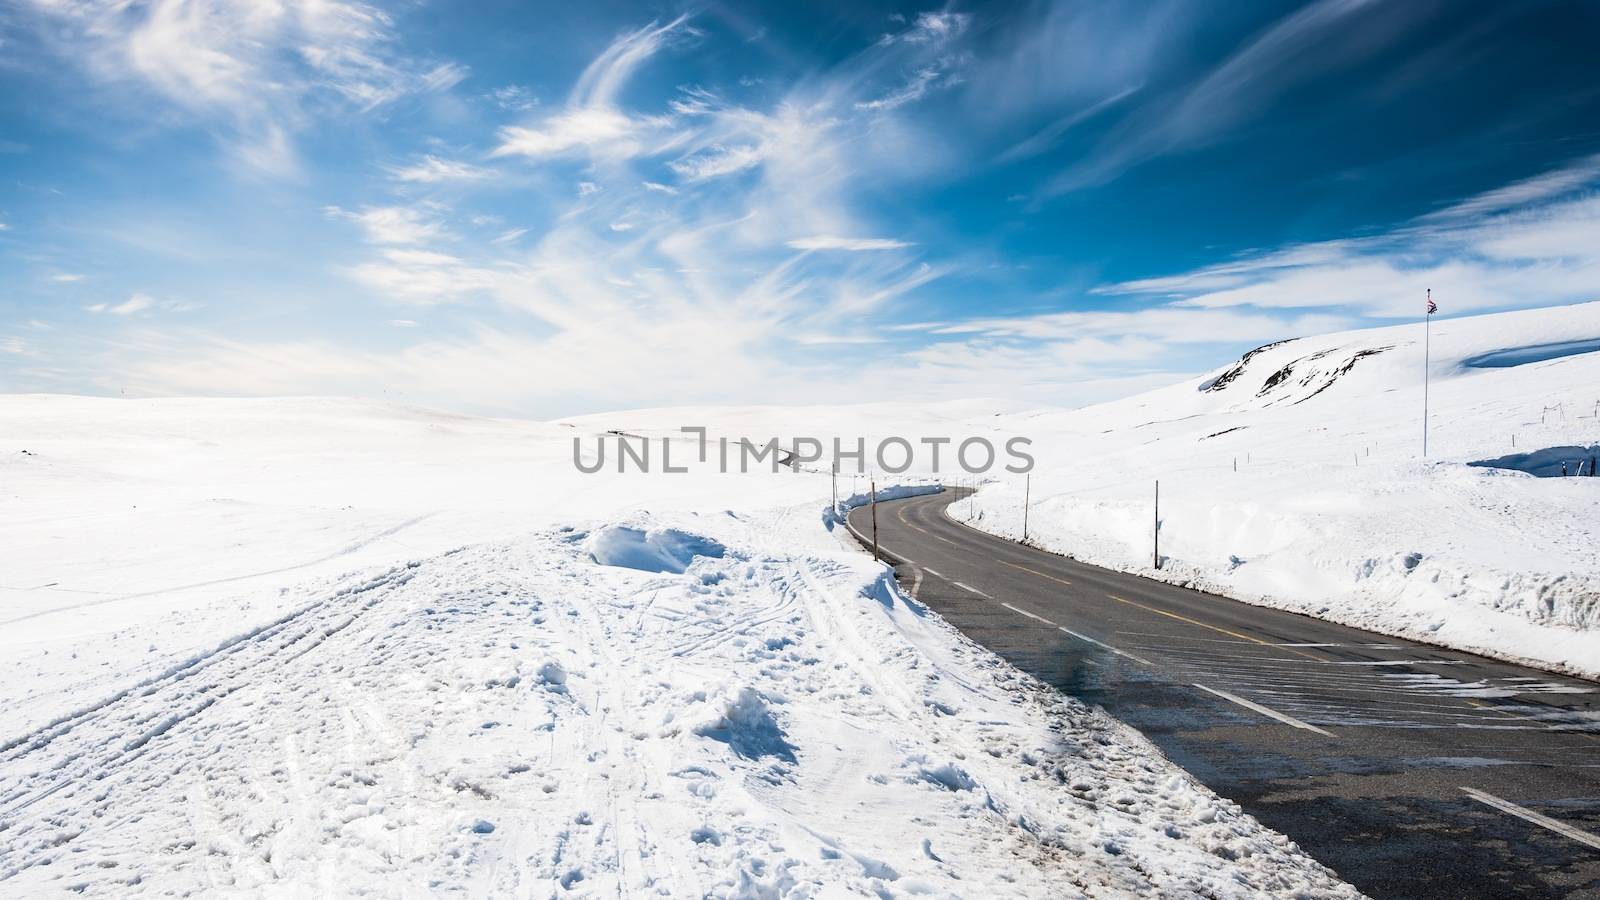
[847,488,1600,898]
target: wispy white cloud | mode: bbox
[996,86,1140,163]
[788,235,913,251]
[49,273,87,283]
[344,249,502,304]
[19,0,465,175]
[855,64,960,112]
[87,292,156,316]
[495,107,670,159]
[1041,0,1418,193]
[922,307,1350,344]
[492,17,688,162]
[385,155,491,183]
[668,143,764,180]
[1100,164,1600,318]
[489,84,537,110]
[880,11,971,46]
[324,204,446,245]
[1420,152,1600,222]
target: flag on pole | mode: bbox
[1426,289,1437,315]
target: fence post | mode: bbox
[1022,472,1030,542]
[1153,480,1160,570]
[870,479,879,562]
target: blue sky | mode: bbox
[3,0,1599,416]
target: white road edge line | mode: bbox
[1062,626,1154,666]
[843,509,908,565]
[1001,602,1157,666]
[1462,787,1600,851]
[1193,683,1335,737]
[1000,601,1057,627]
[951,580,994,600]
[908,565,923,599]
[924,567,946,580]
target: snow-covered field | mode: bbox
[0,397,1354,896]
[957,302,1600,680]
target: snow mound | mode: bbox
[692,685,797,763]
[585,524,727,573]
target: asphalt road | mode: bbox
[846,487,1600,899]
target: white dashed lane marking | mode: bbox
[1193,683,1336,737]
[1462,787,1600,851]
[950,580,993,600]
[999,602,1157,667]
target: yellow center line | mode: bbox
[996,558,1071,586]
[1104,593,1325,662]
[1462,698,1547,725]
[896,504,958,546]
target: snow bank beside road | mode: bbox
[958,302,1600,679]
[0,507,1354,897]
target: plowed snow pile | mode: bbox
[0,396,1355,896]
[960,301,1600,678]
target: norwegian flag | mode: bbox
[1426,289,1437,315]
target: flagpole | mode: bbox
[1423,288,1431,458]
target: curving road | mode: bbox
[847,487,1600,899]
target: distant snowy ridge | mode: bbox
[960,301,1600,679]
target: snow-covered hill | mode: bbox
[0,395,1352,896]
[959,301,1600,678]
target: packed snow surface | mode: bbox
[0,396,1353,896]
[958,301,1600,679]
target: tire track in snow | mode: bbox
[0,566,416,880]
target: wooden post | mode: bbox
[870,478,879,562]
[831,463,838,517]
[1153,479,1160,570]
[1022,473,1030,542]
